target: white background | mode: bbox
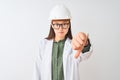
[0,0,120,80]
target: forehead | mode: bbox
[52,19,70,23]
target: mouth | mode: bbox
[58,32,64,33]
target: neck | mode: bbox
[54,36,65,42]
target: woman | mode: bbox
[33,5,92,80]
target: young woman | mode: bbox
[33,5,92,80]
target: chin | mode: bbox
[58,35,65,38]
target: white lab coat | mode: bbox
[33,38,93,80]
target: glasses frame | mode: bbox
[51,23,70,29]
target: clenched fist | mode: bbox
[71,32,88,58]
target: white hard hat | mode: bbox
[49,4,71,20]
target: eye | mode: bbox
[63,23,66,26]
[64,23,69,26]
[56,24,59,26]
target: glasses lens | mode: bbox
[62,23,69,29]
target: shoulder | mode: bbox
[39,38,53,45]
[39,38,47,43]
[64,38,72,48]
[66,37,72,43]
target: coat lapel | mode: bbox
[63,38,72,80]
[44,39,53,80]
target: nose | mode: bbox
[59,26,63,30]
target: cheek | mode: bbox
[53,29,69,35]
[53,29,57,34]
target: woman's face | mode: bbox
[52,20,70,39]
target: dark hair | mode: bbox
[46,21,73,40]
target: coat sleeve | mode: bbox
[33,40,43,80]
[82,39,91,53]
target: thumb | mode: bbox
[74,50,82,58]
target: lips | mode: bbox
[58,32,64,34]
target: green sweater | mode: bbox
[52,39,66,80]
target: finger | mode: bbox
[84,33,89,46]
[72,38,83,49]
[79,33,88,46]
[75,36,84,46]
[78,32,87,41]
[72,41,80,50]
